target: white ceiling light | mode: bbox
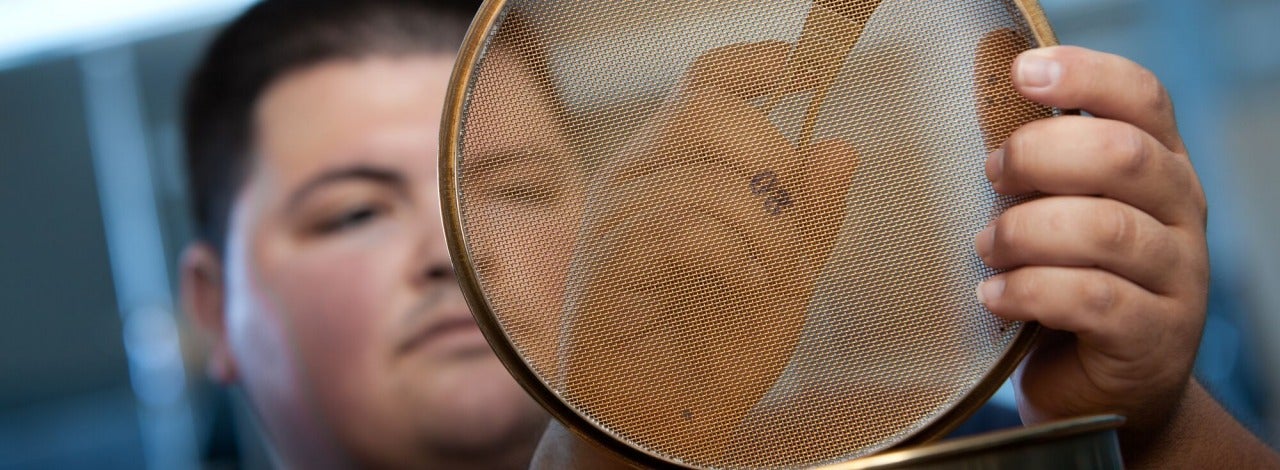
[0,0,257,69]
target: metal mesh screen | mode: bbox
[447,0,1055,467]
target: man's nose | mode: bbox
[414,208,457,285]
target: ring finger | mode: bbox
[976,196,1180,294]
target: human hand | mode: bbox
[973,44,1210,458]
[555,41,859,464]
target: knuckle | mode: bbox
[993,211,1023,252]
[1165,156,1210,227]
[1100,204,1140,252]
[1003,126,1036,177]
[1192,187,1209,224]
[1103,125,1150,178]
[1079,275,1119,317]
[1137,67,1173,114]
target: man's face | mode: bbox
[206,54,566,467]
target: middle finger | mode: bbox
[988,115,1199,227]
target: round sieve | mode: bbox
[441,1,1061,468]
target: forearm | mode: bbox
[1127,379,1280,469]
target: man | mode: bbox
[178,0,1279,468]
[179,1,553,468]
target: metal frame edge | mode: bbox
[441,1,1064,468]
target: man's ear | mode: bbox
[180,242,238,384]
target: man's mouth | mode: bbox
[397,284,492,358]
[398,310,491,358]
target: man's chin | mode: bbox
[418,353,548,447]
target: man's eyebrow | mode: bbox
[286,164,408,212]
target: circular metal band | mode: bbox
[440,1,1064,467]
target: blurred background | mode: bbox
[0,0,1276,468]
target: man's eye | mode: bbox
[315,205,384,234]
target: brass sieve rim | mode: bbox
[439,1,1062,467]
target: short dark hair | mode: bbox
[183,0,479,253]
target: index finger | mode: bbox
[1012,46,1186,154]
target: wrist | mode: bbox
[1120,379,1195,468]
[1123,379,1280,469]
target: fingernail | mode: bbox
[1017,50,1061,89]
[975,222,995,259]
[977,278,1005,306]
[986,148,1005,185]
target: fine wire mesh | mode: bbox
[452,0,1054,468]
